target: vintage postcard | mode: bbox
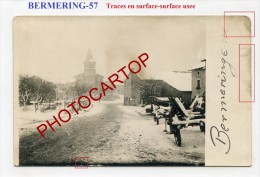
[13,16,252,166]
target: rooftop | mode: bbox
[127,71,192,92]
[153,71,192,91]
[190,60,206,70]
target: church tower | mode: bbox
[84,48,96,75]
[75,48,103,96]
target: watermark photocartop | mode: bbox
[36,53,149,138]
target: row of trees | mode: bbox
[19,75,57,106]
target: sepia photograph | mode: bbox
[13,16,251,166]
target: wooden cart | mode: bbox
[167,97,205,146]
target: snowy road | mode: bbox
[19,100,204,166]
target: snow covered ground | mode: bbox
[116,105,205,165]
[19,95,125,136]
[19,95,204,166]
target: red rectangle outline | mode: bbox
[224,11,255,38]
[239,44,255,103]
[74,156,89,169]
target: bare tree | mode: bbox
[19,75,32,107]
[135,79,162,104]
[19,75,56,108]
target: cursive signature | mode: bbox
[210,47,235,154]
[210,126,231,154]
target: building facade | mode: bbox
[124,73,142,106]
[75,49,104,96]
[124,73,192,106]
[190,60,206,99]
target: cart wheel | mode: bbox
[156,118,159,125]
[174,130,181,146]
[199,122,205,133]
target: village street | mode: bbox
[19,98,204,166]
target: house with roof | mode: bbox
[190,59,206,99]
[124,71,192,106]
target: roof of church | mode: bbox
[75,73,103,78]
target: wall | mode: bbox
[124,73,142,106]
[191,68,206,99]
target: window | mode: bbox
[197,71,200,76]
[196,79,201,90]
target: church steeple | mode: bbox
[84,48,96,75]
[86,48,93,61]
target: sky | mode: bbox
[14,16,206,84]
